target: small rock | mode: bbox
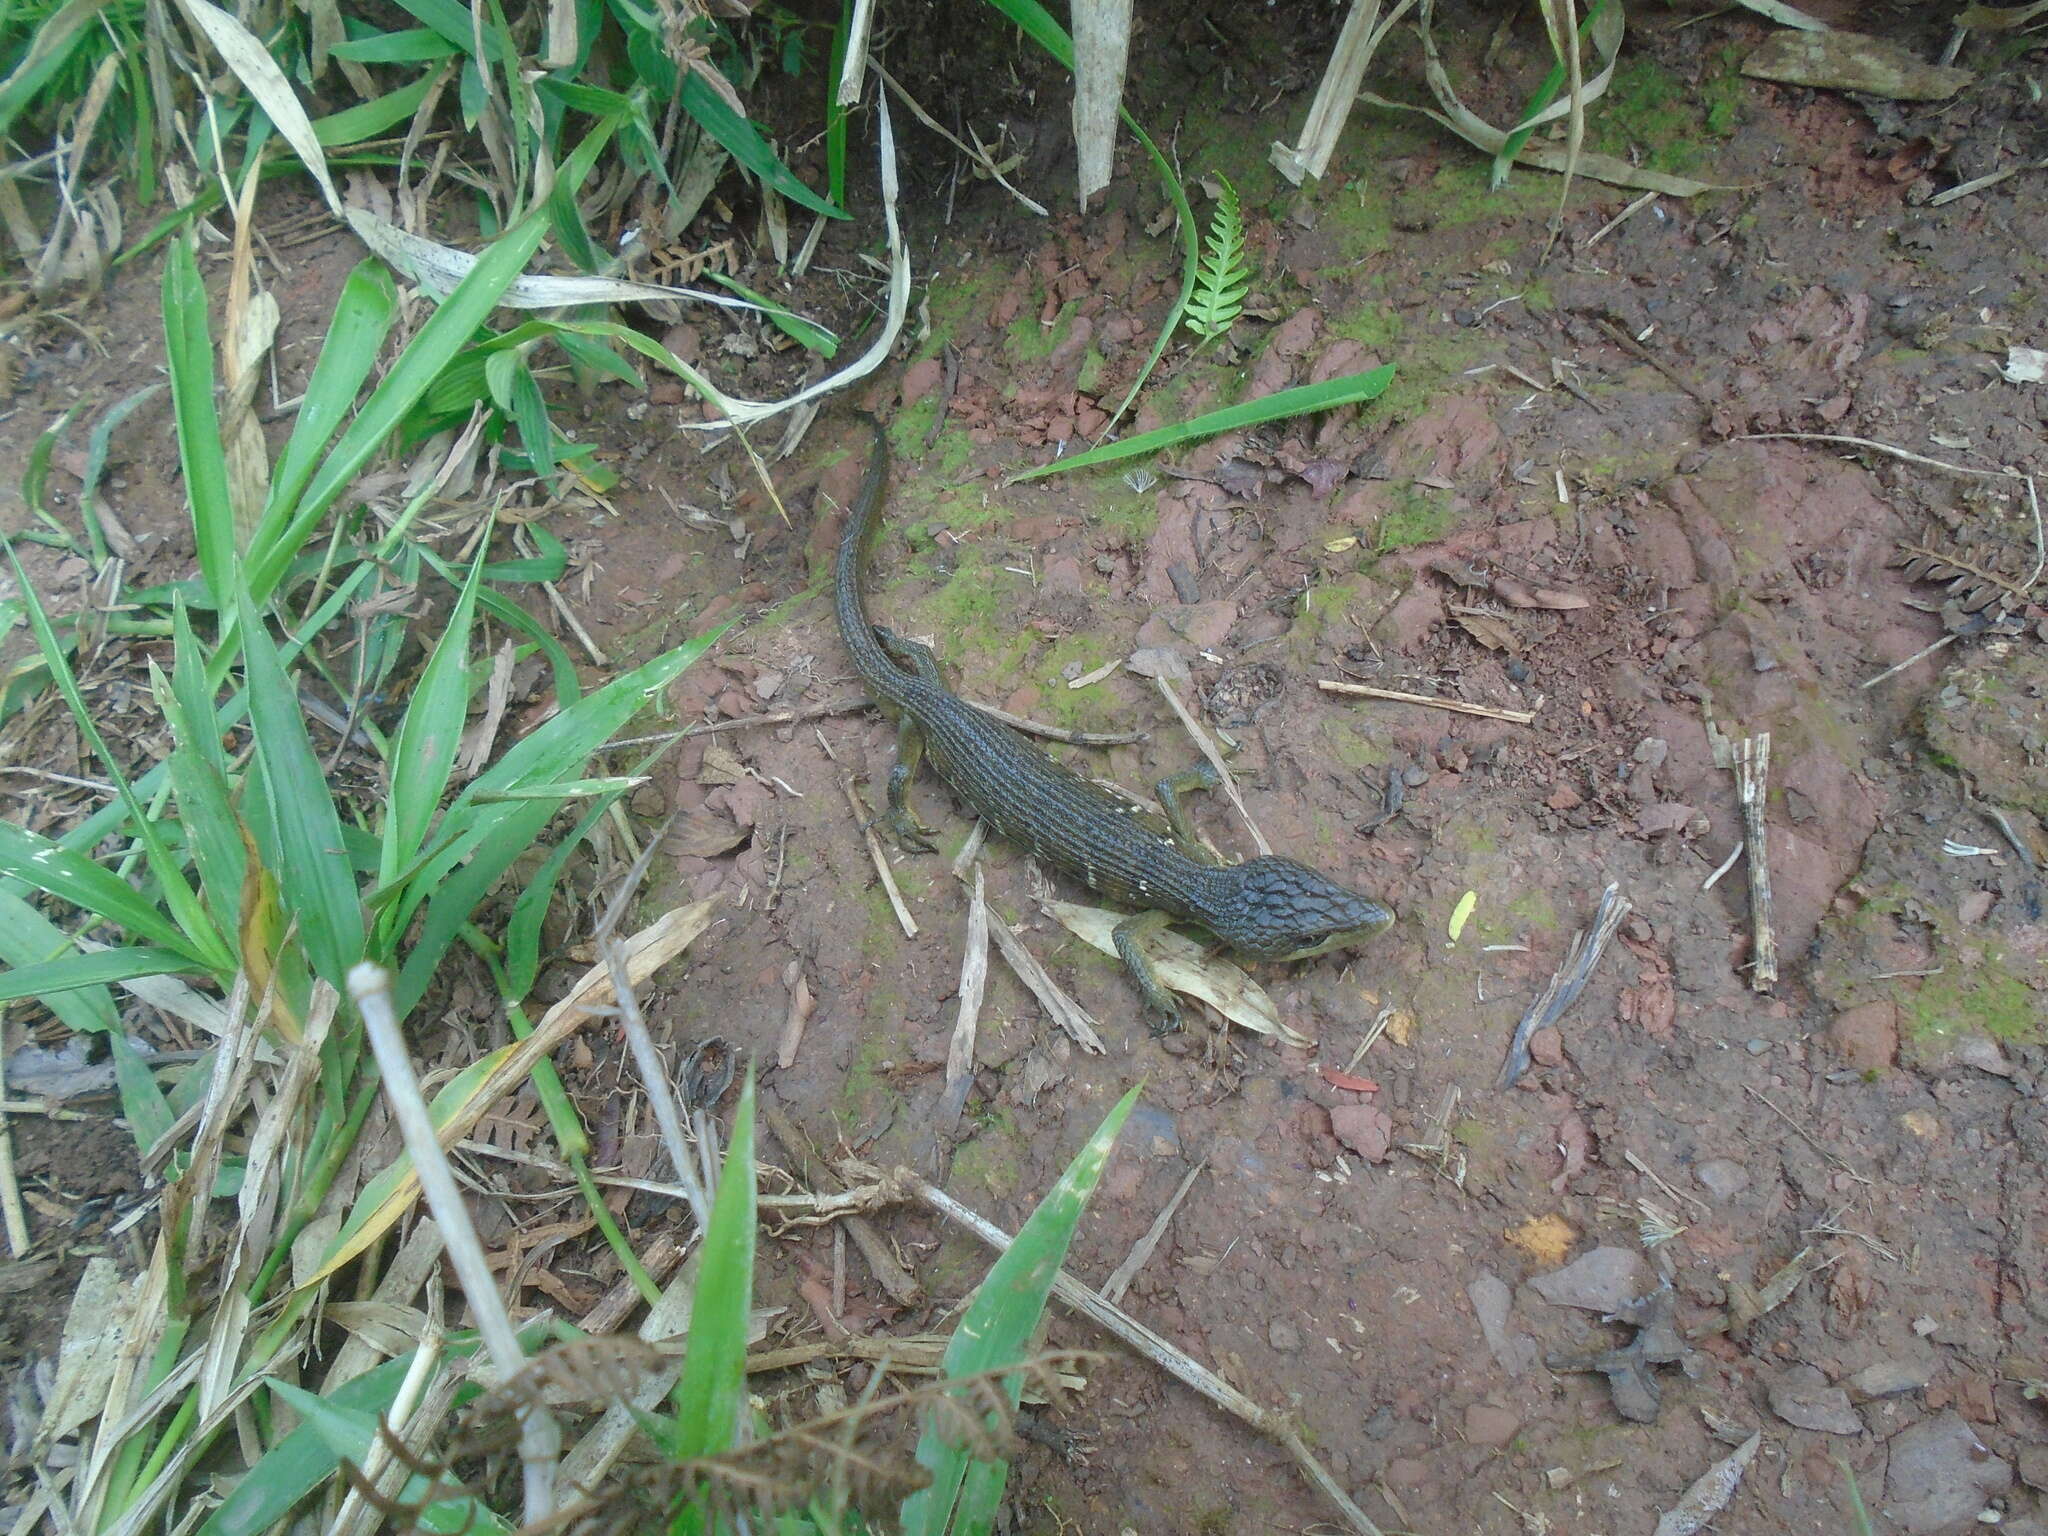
[1694,1159,1750,1201]
[1849,1359,1934,1398]
[1463,1403,1521,1448]
[1953,1035,2013,1077]
[1123,646,1191,683]
[1745,1038,1770,1055]
[1329,1102,1393,1163]
[1269,1319,1302,1352]
[1829,1000,1898,1072]
[1527,1027,1565,1068]
[1768,1364,1865,1435]
[1468,1271,1539,1377]
[1529,1246,1644,1312]
[1882,1411,2012,1534]
[1546,783,1583,811]
[1636,801,1696,837]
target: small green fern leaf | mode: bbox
[1183,175,1250,345]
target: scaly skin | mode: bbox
[835,413,1394,1031]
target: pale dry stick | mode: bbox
[582,1232,687,1334]
[0,1049,27,1255]
[950,820,988,881]
[1859,632,1958,691]
[1930,155,2048,207]
[761,1102,921,1305]
[557,1248,698,1493]
[1498,882,1631,1088]
[1584,189,1658,248]
[775,963,814,1071]
[746,1334,947,1376]
[985,907,1108,1055]
[1733,733,1776,992]
[871,64,1048,217]
[595,834,711,1233]
[1318,678,1538,725]
[904,1169,1386,1536]
[329,1326,445,1536]
[1700,839,1745,893]
[827,757,917,938]
[1099,1156,1210,1305]
[1624,1149,1711,1222]
[519,525,608,666]
[349,963,560,1523]
[935,867,991,1139]
[1152,675,1271,856]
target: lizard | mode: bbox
[835,412,1394,1032]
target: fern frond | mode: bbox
[1183,174,1250,345]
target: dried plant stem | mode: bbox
[903,1169,1386,1536]
[1154,675,1270,855]
[1099,1156,1208,1304]
[349,963,560,1523]
[1318,678,1537,724]
[1732,733,1776,992]
[762,1103,921,1305]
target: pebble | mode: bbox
[1848,1359,1933,1398]
[1694,1159,1750,1201]
[1463,1403,1521,1449]
[1883,1412,2012,1534]
[1745,1038,1770,1055]
[1528,1246,1643,1313]
[1268,1319,1302,1352]
[1767,1364,1864,1435]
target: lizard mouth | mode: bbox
[1275,906,1395,960]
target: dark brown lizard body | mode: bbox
[836,413,1393,1029]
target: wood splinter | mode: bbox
[1732,732,1777,992]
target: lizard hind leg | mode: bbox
[878,715,941,854]
[1111,908,1185,1035]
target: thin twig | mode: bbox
[819,728,918,938]
[1153,675,1270,855]
[1700,839,1744,892]
[1860,632,1957,690]
[349,964,560,1522]
[937,867,990,1140]
[594,828,711,1231]
[903,1169,1386,1536]
[1584,189,1658,248]
[971,699,1148,747]
[1100,1156,1209,1304]
[761,1103,921,1305]
[1624,1149,1711,1221]
[1732,733,1776,992]
[1744,1084,1868,1183]
[1318,678,1537,724]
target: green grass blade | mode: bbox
[0,947,195,1004]
[0,889,177,1147]
[670,1077,756,1458]
[80,384,167,564]
[240,115,622,611]
[194,1356,416,1536]
[678,70,844,221]
[163,236,237,611]
[311,73,439,146]
[706,273,838,356]
[1010,365,1397,481]
[331,27,463,63]
[261,1381,510,1535]
[500,783,629,1000]
[264,261,398,531]
[3,546,228,969]
[901,1086,1139,1536]
[376,624,727,936]
[0,0,102,141]
[380,534,488,887]
[152,634,245,935]
[236,591,364,989]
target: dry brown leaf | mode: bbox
[671,809,750,858]
[1454,612,1521,652]
[698,744,748,785]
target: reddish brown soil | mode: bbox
[4,6,2047,1534]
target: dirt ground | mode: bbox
[5,3,2048,1533]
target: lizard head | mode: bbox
[1204,857,1395,961]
